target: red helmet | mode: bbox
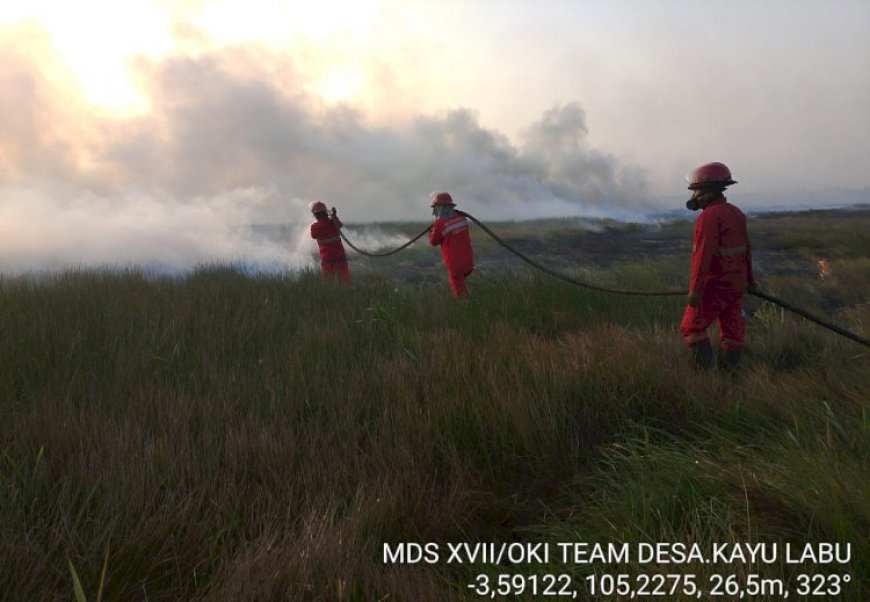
[430,191,454,207]
[309,201,327,213]
[686,162,737,189]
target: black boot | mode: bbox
[720,349,742,373]
[690,341,714,369]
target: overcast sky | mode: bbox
[1,1,868,270]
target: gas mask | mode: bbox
[686,188,719,211]
[432,205,454,219]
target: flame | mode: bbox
[816,258,832,280]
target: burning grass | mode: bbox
[0,210,868,600]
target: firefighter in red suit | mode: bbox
[679,162,756,371]
[429,192,474,299]
[309,201,352,286]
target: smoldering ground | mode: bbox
[1,25,649,274]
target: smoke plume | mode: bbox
[0,26,648,273]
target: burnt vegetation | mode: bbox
[0,208,867,600]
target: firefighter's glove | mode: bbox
[328,207,337,220]
[687,291,701,308]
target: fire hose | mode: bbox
[745,288,869,348]
[457,211,685,297]
[458,211,869,347]
[337,212,870,348]
[338,224,431,257]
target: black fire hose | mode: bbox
[457,211,685,297]
[338,224,432,257]
[748,288,870,348]
[336,212,869,348]
[460,211,869,348]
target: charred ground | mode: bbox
[0,206,867,600]
[343,206,869,296]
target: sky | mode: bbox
[1,0,868,271]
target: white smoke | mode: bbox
[0,26,653,274]
[0,186,315,274]
[0,185,443,274]
[339,226,414,252]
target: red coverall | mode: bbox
[310,216,352,286]
[680,196,754,351]
[429,213,474,299]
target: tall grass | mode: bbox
[0,211,867,600]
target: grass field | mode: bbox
[0,208,867,600]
